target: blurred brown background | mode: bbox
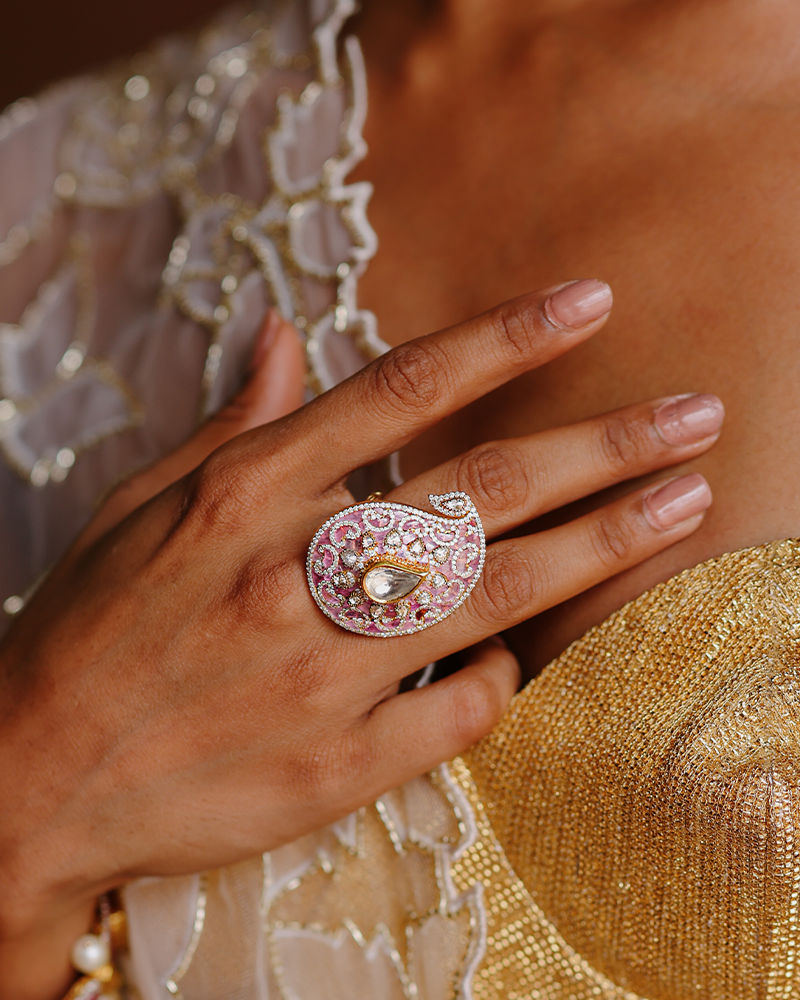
[0,0,230,109]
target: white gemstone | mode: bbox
[347,592,363,607]
[56,447,75,469]
[385,529,401,549]
[362,533,376,549]
[53,172,77,198]
[226,57,248,78]
[362,565,425,604]
[30,459,51,487]
[169,243,189,266]
[187,96,208,120]
[332,571,356,588]
[342,550,358,568]
[70,933,109,974]
[60,347,84,374]
[417,591,432,607]
[432,546,450,564]
[195,73,216,96]
[124,74,150,101]
[3,595,23,615]
[408,538,424,556]
[431,573,447,589]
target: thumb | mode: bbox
[204,308,307,441]
[79,310,305,548]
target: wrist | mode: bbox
[0,648,113,943]
[0,896,95,1000]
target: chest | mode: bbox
[354,61,800,464]
[350,49,800,671]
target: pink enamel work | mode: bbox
[306,492,486,637]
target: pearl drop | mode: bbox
[71,933,110,974]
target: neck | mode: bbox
[354,0,800,106]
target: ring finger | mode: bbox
[399,470,712,665]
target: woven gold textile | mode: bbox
[459,538,800,1000]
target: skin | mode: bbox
[5,0,791,991]
[350,0,800,670]
[0,293,719,998]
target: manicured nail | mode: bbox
[545,280,613,329]
[654,394,725,445]
[250,309,282,371]
[643,473,712,530]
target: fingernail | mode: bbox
[654,394,725,445]
[250,309,282,371]
[545,280,613,329]
[643,473,712,530]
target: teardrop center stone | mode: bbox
[362,564,426,604]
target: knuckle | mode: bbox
[273,643,335,706]
[225,555,306,631]
[181,451,259,534]
[288,730,375,805]
[449,673,506,747]
[591,509,639,568]
[457,443,532,517]
[474,544,541,627]
[598,417,649,478]
[370,342,448,415]
[490,302,544,361]
[284,739,340,803]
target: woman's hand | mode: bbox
[0,281,723,997]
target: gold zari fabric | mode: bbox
[460,538,800,1000]
[127,539,800,999]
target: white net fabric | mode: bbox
[0,0,381,626]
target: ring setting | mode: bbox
[306,492,486,637]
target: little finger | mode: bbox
[332,638,520,810]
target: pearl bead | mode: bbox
[70,933,110,974]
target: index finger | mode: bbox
[287,280,613,488]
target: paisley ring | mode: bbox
[306,492,486,637]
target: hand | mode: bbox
[0,309,308,999]
[0,282,722,997]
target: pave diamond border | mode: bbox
[305,492,486,638]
